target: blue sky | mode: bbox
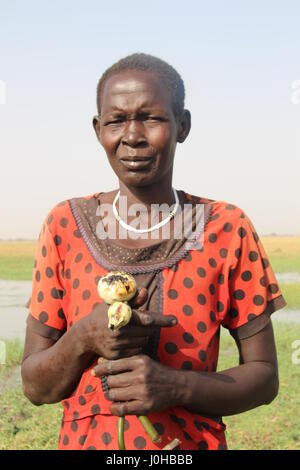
[0,0,299,237]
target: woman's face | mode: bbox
[93,70,190,188]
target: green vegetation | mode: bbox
[0,241,36,280]
[0,323,300,449]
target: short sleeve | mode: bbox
[27,213,67,339]
[221,212,287,339]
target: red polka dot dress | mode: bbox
[26,191,286,450]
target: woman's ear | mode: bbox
[177,109,191,143]
[93,115,102,144]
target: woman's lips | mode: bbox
[120,158,153,170]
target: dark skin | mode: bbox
[22,70,279,418]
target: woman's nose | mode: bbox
[121,120,147,147]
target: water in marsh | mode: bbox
[0,278,299,341]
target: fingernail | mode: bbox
[171,317,178,325]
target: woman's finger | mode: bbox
[131,310,178,327]
[92,355,141,377]
[110,399,147,417]
[129,287,148,308]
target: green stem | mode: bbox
[117,417,126,450]
[138,415,162,443]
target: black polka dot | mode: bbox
[197,322,207,333]
[82,290,91,300]
[79,395,86,405]
[209,284,215,295]
[39,311,48,323]
[197,267,206,278]
[238,227,247,238]
[85,263,92,274]
[253,295,264,306]
[199,350,207,361]
[183,431,192,441]
[67,243,71,252]
[75,253,83,263]
[35,270,41,282]
[64,400,70,409]
[253,232,259,243]
[211,213,220,220]
[124,419,130,431]
[183,277,193,288]
[51,287,63,299]
[209,258,217,268]
[217,301,224,312]
[94,275,101,285]
[91,417,97,428]
[62,435,69,446]
[165,342,178,354]
[73,278,80,289]
[183,305,193,316]
[210,311,216,322]
[226,204,235,210]
[73,411,79,419]
[268,283,279,294]
[37,291,44,303]
[46,267,54,278]
[168,289,178,299]
[184,252,192,262]
[153,422,165,435]
[182,361,193,370]
[223,222,233,232]
[75,306,79,316]
[65,268,71,279]
[194,420,203,431]
[198,440,209,450]
[235,248,241,259]
[91,404,101,415]
[219,248,228,258]
[197,294,206,305]
[209,233,217,243]
[60,218,69,228]
[262,258,269,269]
[87,446,96,450]
[54,235,62,246]
[79,435,87,445]
[102,432,112,444]
[57,308,65,319]
[73,229,82,238]
[47,214,53,225]
[134,436,146,449]
[71,421,78,432]
[218,274,225,284]
[84,385,94,394]
[233,289,245,300]
[260,276,266,287]
[241,271,252,281]
[42,245,47,257]
[183,332,194,344]
[201,421,210,430]
[249,251,258,262]
[228,308,238,318]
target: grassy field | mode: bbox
[0,241,36,281]
[0,323,299,450]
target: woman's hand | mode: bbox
[76,288,177,360]
[91,354,186,416]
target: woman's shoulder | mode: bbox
[43,192,100,231]
[184,190,246,221]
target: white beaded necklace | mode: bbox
[112,188,179,234]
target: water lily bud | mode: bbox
[97,271,137,304]
[107,301,132,330]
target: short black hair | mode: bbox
[96,53,185,117]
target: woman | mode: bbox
[21,53,287,450]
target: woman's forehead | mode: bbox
[101,70,172,112]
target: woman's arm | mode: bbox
[181,321,279,416]
[21,290,176,405]
[92,321,279,417]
